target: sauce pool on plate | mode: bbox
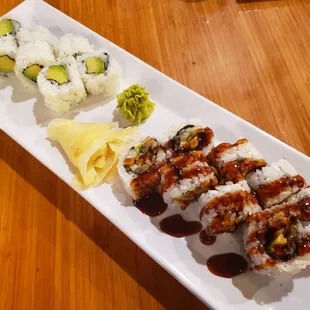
[207,253,248,278]
[133,192,167,217]
[199,230,216,245]
[159,214,202,238]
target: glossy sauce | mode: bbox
[208,139,267,182]
[159,214,202,237]
[256,175,305,206]
[134,192,168,217]
[207,253,248,278]
[168,152,217,184]
[221,159,267,183]
[166,126,214,153]
[199,230,216,245]
[130,170,161,200]
[200,190,258,235]
[246,196,310,269]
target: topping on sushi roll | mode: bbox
[244,188,310,277]
[160,151,218,210]
[247,158,306,208]
[208,138,267,183]
[118,137,167,200]
[286,186,310,204]
[199,181,261,235]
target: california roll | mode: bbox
[77,50,120,96]
[37,57,87,113]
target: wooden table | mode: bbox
[1,0,310,309]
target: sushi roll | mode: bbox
[159,151,218,210]
[118,137,166,200]
[77,50,120,96]
[208,138,267,183]
[14,40,56,89]
[199,181,261,235]
[16,26,57,47]
[0,17,21,38]
[247,158,306,209]
[56,34,94,59]
[37,57,87,113]
[164,120,214,156]
[244,187,310,277]
[0,17,20,77]
[0,35,18,76]
[286,186,310,204]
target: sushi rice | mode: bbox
[214,139,264,168]
[160,151,218,210]
[199,180,261,235]
[37,56,87,113]
[77,50,121,96]
[118,136,166,200]
[0,35,18,77]
[14,40,56,89]
[287,186,310,204]
[244,188,310,277]
[161,118,214,156]
[209,138,267,182]
[247,158,306,208]
[56,34,94,59]
[16,26,57,48]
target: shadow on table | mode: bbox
[0,131,207,310]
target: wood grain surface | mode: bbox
[1,0,310,309]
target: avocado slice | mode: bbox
[46,65,69,85]
[0,19,13,36]
[85,57,105,74]
[0,55,15,72]
[23,64,43,82]
[268,234,287,253]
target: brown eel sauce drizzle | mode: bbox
[255,175,305,206]
[199,230,217,245]
[207,253,248,278]
[134,192,168,217]
[246,196,310,270]
[159,214,202,238]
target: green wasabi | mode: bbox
[116,84,155,124]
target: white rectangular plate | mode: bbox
[1,1,310,309]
